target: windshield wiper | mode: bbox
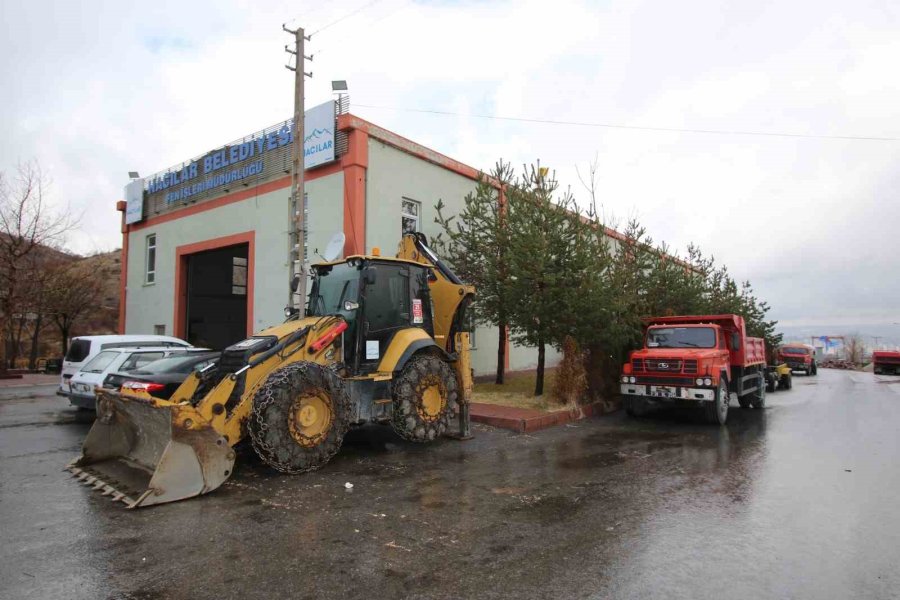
[677,342,701,348]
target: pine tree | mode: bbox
[504,165,593,396]
[433,161,514,384]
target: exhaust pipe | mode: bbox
[67,390,235,508]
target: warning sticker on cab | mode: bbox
[412,299,423,324]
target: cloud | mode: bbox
[1,0,898,327]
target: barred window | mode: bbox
[401,198,420,235]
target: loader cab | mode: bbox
[307,258,435,374]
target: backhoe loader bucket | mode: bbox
[67,390,235,508]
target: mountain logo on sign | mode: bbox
[304,128,334,158]
[304,128,332,143]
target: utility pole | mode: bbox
[284,24,312,310]
[873,336,882,350]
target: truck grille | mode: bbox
[634,358,698,374]
[635,376,697,386]
[645,358,682,372]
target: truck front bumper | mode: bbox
[620,384,715,402]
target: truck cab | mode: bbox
[777,344,817,376]
[621,314,767,424]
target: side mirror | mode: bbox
[290,275,300,293]
[343,300,359,312]
[731,332,741,350]
[363,266,377,285]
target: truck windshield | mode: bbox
[308,263,360,317]
[647,327,716,349]
[780,347,809,355]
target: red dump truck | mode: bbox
[872,351,900,375]
[620,314,767,425]
[777,343,817,376]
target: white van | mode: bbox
[58,335,191,397]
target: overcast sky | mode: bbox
[2,0,899,333]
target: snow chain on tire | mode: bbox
[248,362,352,473]
[391,354,458,442]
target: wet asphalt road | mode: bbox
[1,369,899,600]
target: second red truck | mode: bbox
[620,314,767,424]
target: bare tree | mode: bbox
[44,260,104,355]
[575,153,603,223]
[0,161,76,370]
[843,333,866,366]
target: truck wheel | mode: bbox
[750,373,766,409]
[624,396,646,417]
[391,354,458,442]
[706,380,729,424]
[248,362,352,473]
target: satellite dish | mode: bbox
[322,232,346,262]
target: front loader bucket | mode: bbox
[67,391,235,508]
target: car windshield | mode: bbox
[308,263,360,316]
[647,327,717,349]
[134,355,217,374]
[781,347,809,355]
[81,351,119,373]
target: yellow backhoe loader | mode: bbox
[68,233,475,508]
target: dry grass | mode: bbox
[473,368,575,412]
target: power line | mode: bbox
[310,0,385,36]
[314,0,409,57]
[353,103,900,142]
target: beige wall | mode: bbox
[365,140,561,375]
[125,172,343,336]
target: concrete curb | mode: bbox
[470,401,607,433]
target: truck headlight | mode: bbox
[704,377,712,386]
[622,375,629,383]
[696,378,704,386]
[629,376,636,383]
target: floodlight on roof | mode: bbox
[128,171,140,179]
[331,80,348,91]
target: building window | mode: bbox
[154,324,165,335]
[232,256,247,296]
[401,198,420,235]
[145,234,156,284]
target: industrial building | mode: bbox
[117,101,559,375]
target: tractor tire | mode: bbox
[706,379,729,425]
[738,396,752,409]
[750,373,766,409]
[765,373,776,394]
[391,354,458,442]
[248,362,352,474]
[780,374,792,390]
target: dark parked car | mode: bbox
[103,352,220,400]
